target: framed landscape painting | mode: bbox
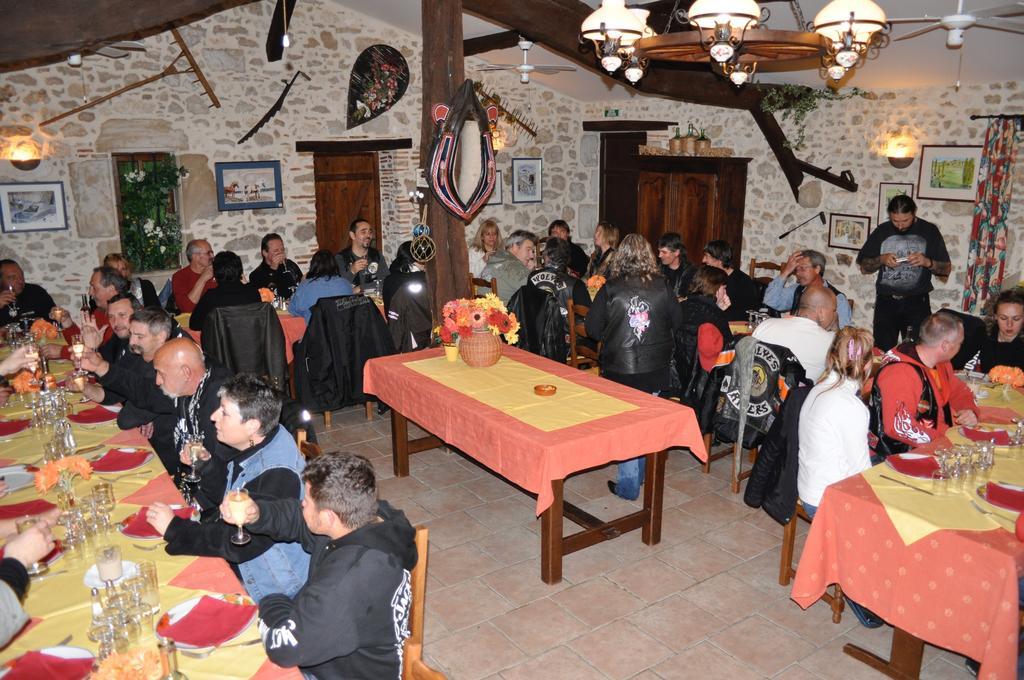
[216,161,283,211]
[917,145,983,202]
[877,182,914,225]
[828,213,871,251]
[0,181,68,233]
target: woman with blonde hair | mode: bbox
[468,219,503,276]
[103,253,160,307]
[586,234,682,500]
[586,221,619,278]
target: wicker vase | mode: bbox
[459,328,502,367]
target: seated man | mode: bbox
[481,229,537,302]
[336,219,389,291]
[658,232,697,299]
[752,284,837,380]
[189,251,260,331]
[71,293,141,404]
[49,266,131,359]
[702,240,759,322]
[764,249,852,328]
[147,374,309,602]
[548,219,589,278]
[0,259,56,324]
[172,239,217,313]
[872,312,979,457]
[250,233,303,299]
[225,452,416,679]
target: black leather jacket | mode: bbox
[588,276,677,375]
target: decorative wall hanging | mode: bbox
[426,79,499,221]
[347,45,409,129]
[877,182,914,225]
[215,161,283,211]
[0,182,68,233]
[238,71,310,144]
[917,145,983,202]
[486,170,503,206]
[827,212,871,251]
[511,158,543,204]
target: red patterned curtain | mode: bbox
[962,119,1020,313]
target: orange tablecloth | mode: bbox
[177,312,307,363]
[792,473,1024,679]
[364,346,707,514]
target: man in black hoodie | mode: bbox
[224,452,417,680]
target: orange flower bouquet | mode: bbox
[34,455,93,507]
[989,365,1024,400]
[10,369,39,394]
[29,318,58,341]
[437,294,519,345]
[586,275,606,289]
[258,287,275,303]
[91,647,162,680]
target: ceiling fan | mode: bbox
[888,1,1024,48]
[66,40,146,66]
[476,37,577,83]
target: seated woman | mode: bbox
[585,221,619,279]
[674,265,732,420]
[973,288,1024,371]
[468,218,503,277]
[288,250,353,323]
[585,234,682,501]
[384,241,431,352]
[103,253,160,308]
[147,373,310,602]
[0,519,56,646]
[189,251,261,331]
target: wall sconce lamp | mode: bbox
[9,139,42,171]
[884,132,916,168]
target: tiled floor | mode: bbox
[316,405,976,680]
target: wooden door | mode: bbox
[636,171,668,248]
[671,173,717,266]
[599,132,646,234]
[313,153,381,254]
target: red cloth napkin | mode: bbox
[0,499,57,520]
[961,426,1011,445]
[91,448,149,472]
[978,406,1018,424]
[121,506,193,538]
[0,420,30,436]
[911,435,952,455]
[986,482,1024,512]
[68,406,117,424]
[886,455,939,479]
[157,595,256,647]
[3,650,93,680]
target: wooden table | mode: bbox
[364,346,707,583]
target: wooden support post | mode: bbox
[421,0,471,318]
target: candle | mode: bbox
[96,545,123,582]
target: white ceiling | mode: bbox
[333,0,1024,100]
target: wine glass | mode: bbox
[228,488,252,546]
[15,517,49,576]
[92,482,116,514]
[6,285,18,319]
[23,342,40,387]
[180,438,203,484]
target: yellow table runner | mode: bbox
[405,355,638,432]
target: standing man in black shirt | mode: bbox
[856,195,952,350]
[657,232,697,299]
[249,233,302,299]
[336,219,389,291]
[701,240,759,322]
[0,259,56,324]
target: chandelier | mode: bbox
[580,0,889,87]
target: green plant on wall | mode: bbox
[759,84,873,150]
[118,158,188,272]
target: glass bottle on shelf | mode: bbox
[669,126,684,154]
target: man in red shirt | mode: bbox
[872,312,978,455]
[46,266,127,359]
[171,239,216,313]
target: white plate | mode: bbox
[156,593,256,649]
[977,482,1024,515]
[83,560,138,589]
[0,646,93,679]
[0,469,35,493]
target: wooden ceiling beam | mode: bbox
[464,31,521,56]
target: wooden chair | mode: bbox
[748,258,783,285]
[402,527,447,680]
[566,299,600,370]
[467,275,497,299]
[701,432,756,494]
[295,429,322,460]
[780,501,844,623]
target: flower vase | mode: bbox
[458,328,502,367]
[56,476,77,511]
[443,343,459,362]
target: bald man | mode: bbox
[752,284,837,379]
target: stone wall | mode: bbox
[0,0,591,305]
[581,81,1024,328]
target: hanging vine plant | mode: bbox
[759,84,874,150]
[118,159,188,272]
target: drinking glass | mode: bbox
[746,310,757,332]
[930,470,949,495]
[228,488,252,546]
[15,517,48,576]
[23,343,39,387]
[92,482,116,514]
[6,285,18,319]
[181,438,203,484]
[136,560,160,615]
[95,544,123,585]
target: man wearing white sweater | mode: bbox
[752,284,837,381]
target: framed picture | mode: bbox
[828,213,872,251]
[511,157,542,204]
[877,182,914,225]
[0,181,68,233]
[917,145,983,202]
[215,161,283,211]
[485,170,503,206]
